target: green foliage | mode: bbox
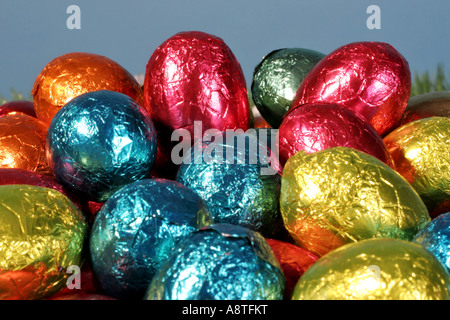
[0,88,32,105]
[410,64,450,96]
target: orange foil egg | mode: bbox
[32,52,143,125]
[0,113,51,176]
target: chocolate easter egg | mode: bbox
[290,42,411,136]
[143,31,250,157]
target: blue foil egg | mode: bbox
[144,223,285,300]
[175,132,283,237]
[89,178,213,299]
[414,213,450,272]
[46,90,157,203]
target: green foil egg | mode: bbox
[251,48,325,128]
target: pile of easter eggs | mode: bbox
[0,31,449,300]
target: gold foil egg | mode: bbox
[292,238,450,300]
[280,147,430,257]
[0,184,87,300]
[384,117,450,218]
[32,52,143,125]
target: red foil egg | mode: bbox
[290,42,411,136]
[0,100,36,118]
[266,238,318,299]
[143,31,250,157]
[278,103,394,168]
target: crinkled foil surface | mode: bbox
[0,184,87,300]
[414,212,450,272]
[0,168,81,210]
[384,117,450,216]
[251,48,325,128]
[32,52,143,125]
[290,42,411,136]
[89,178,213,300]
[46,90,157,203]
[397,91,450,127]
[278,103,393,167]
[0,100,36,118]
[266,238,318,298]
[176,136,283,238]
[144,223,285,300]
[281,147,430,257]
[0,113,52,177]
[143,31,250,156]
[292,238,450,300]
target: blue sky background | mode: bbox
[0,0,449,99]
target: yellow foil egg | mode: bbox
[280,147,430,257]
[291,238,450,300]
[0,184,87,300]
[384,117,450,218]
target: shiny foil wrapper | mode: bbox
[32,52,143,125]
[0,113,52,176]
[51,293,115,300]
[281,147,430,257]
[143,31,250,157]
[89,178,213,300]
[266,238,318,298]
[290,42,411,136]
[0,184,87,300]
[292,238,450,300]
[397,91,450,128]
[251,48,325,128]
[278,103,394,167]
[176,135,283,238]
[46,90,157,203]
[414,213,450,272]
[384,117,450,217]
[144,224,285,300]
[0,100,36,118]
[0,168,81,211]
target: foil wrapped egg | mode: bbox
[0,113,52,176]
[0,100,36,118]
[251,48,325,128]
[144,224,285,300]
[414,212,450,272]
[266,238,318,298]
[175,133,283,238]
[0,168,81,211]
[383,117,450,218]
[281,147,430,257]
[397,91,450,128]
[290,42,411,136]
[278,103,394,167]
[51,293,116,300]
[292,238,450,300]
[32,52,143,125]
[0,184,87,300]
[143,31,250,158]
[89,178,213,300]
[46,90,157,203]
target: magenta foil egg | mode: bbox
[143,31,250,157]
[278,103,394,168]
[290,42,411,136]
